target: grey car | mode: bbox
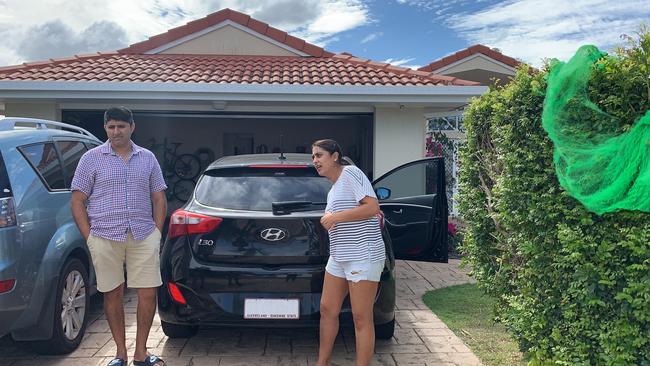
[0,117,102,354]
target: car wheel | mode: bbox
[33,258,90,354]
[374,318,395,340]
[161,320,198,338]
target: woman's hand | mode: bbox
[320,211,338,231]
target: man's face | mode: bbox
[104,119,135,148]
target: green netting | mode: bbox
[542,45,650,214]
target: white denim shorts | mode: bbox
[325,256,384,283]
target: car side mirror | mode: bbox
[376,187,391,200]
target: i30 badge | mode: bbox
[260,228,287,241]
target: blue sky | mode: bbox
[0,0,648,69]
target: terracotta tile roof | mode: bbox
[418,44,520,73]
[0,53,479,86]
[118,8,334,58]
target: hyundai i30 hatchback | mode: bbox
[158,153,448,339]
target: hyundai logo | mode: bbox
[260,228,287,241]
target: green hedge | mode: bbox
[458,32,650,365]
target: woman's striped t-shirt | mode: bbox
[325,165,386,262]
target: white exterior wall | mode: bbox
[4,102,60,120]
[374,106,426,177]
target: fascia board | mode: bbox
[0,81,488,104]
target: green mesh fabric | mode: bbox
[542,45,650,214]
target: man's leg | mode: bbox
[133,287,158,362]
[127,229,164,364]
[104,283,127,361]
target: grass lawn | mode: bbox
[422,283,526,366]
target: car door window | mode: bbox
[373,160,438,199]
[56,140,88,188]
[18,143,66,190]
[84,142,100,150]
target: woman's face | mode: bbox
[312,145,339,177]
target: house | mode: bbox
[0,8,487,207]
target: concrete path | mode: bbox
[0,259,480,366]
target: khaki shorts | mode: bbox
[87,228,163,293]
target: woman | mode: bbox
[312,139,385,366]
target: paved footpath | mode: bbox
[0,259,480,366]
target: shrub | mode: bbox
[458,30,650,365]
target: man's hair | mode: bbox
[104,106,134,125]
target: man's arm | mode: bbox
[151,190,167,232]
[71,190,91,240]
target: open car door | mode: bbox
[372,157,448,263]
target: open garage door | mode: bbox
[63,111,373,209]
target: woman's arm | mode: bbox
[320,196,380,230]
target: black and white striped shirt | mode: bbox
[325,166,386,262]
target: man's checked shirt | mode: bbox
[71,141,167,242]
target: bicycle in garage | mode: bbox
[147,138,201,180]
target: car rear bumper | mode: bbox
[159,239,396,329]
[157,281,395,328]
[159,290,323,326]
[0,290,27,338]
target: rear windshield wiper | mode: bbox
[272,201,326,215]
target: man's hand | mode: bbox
[320,211,338,231]
[71,190,91,241]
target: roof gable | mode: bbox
[119,8,333,58]
[419,44,520,74]
[151,21,307,56]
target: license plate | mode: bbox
[244,298,300,320]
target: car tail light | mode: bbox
[0,197,16,228]
[377,211,385,230]
[0,279,16,294]
[168,210,223,239]
[167,282,187,305]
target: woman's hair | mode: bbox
[312,139,351,165]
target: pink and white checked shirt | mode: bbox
[71,141,167,242]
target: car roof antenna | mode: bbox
[279,134,286,160]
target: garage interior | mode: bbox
[62,110,374,209]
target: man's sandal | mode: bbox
[133,354,165,366]
[107,358,126,366]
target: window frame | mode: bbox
[17,141,68,192]
[52,137,91,189]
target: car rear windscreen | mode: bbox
[194,167,332,211]
[0,152,12,198]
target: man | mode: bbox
[71,106,167,366]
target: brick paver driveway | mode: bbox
[0,259,480,366]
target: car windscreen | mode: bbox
[0,152,12,198]
[194,167,332,211]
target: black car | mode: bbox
[157,153,448,339]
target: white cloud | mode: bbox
[0,0,370,66]
[445,0,650,67]
[395,0,476,13]
[361,31,383,44]
[384,57,421,70]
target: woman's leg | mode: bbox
[348,280,379,366]
[316,272,349,366]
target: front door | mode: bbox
[372,158,448,263]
